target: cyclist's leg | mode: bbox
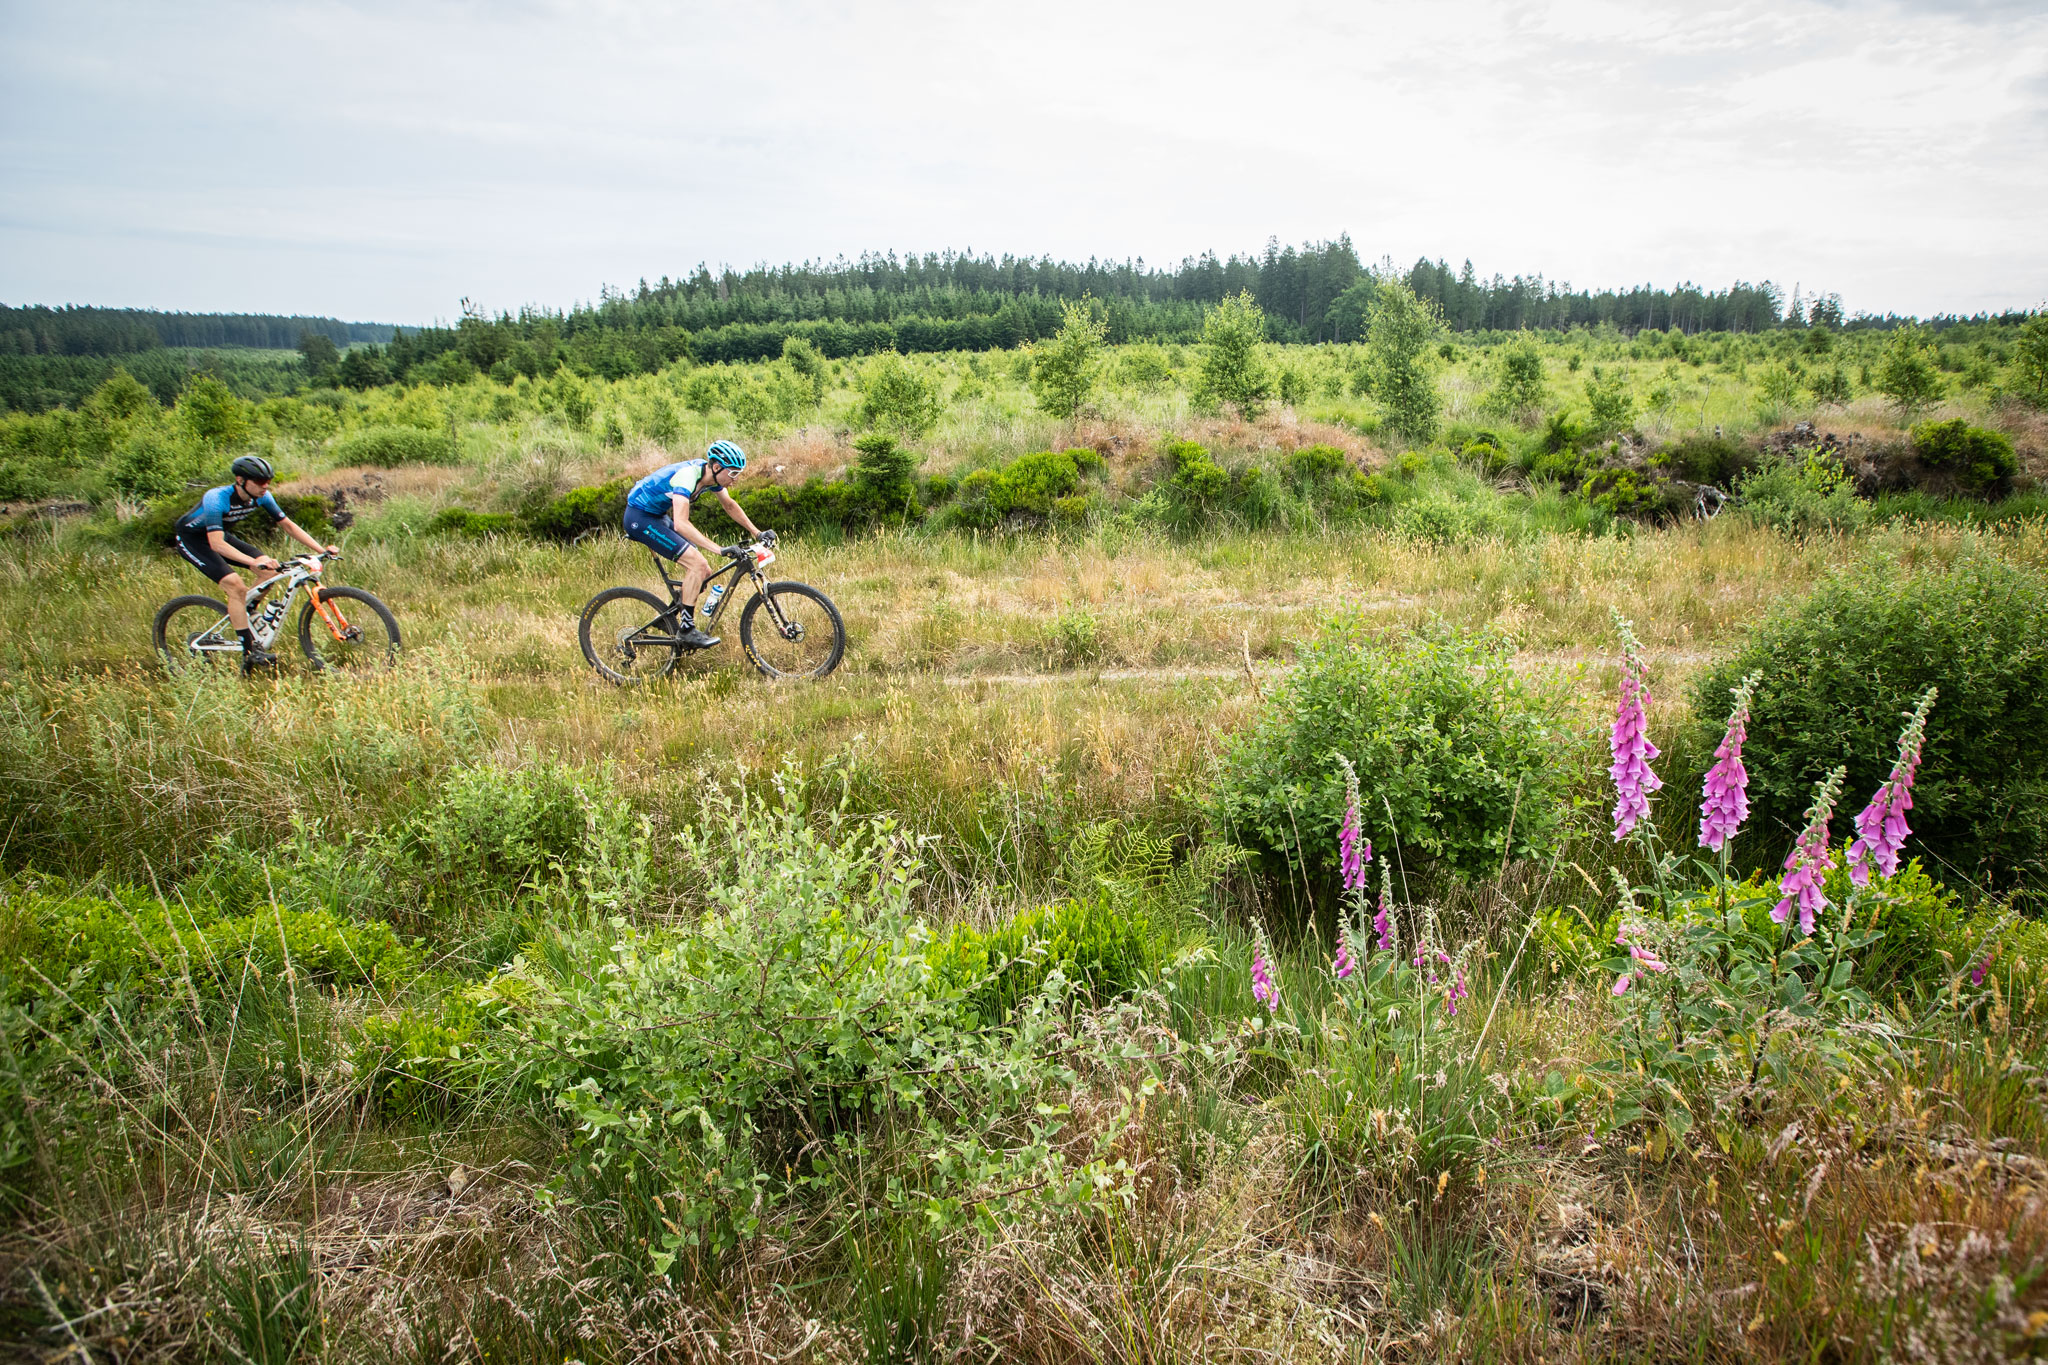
[622,506,685,561]
[173,525,251,629]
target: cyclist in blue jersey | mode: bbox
[621,439,771,649]
[173,455,339,670]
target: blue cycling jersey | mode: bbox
[176,484,285,533]
[626,460,710,514]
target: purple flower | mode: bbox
[1612,973,1633,996]
[1332,927,1356,980]
[1609,619,1663,841]
[1444,966,1469,1016]
[1372,864,1396,953]
[1971,951,1993,986]
[1774,768,1845,936]
[1250,919,1279,1012]
[1629,943,1670,974]
[1847,687,1937,887]
[1699,676,1758,853]
[1336,756,1372,894]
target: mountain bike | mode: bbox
[153,550,401,672]
[579,537,845,683]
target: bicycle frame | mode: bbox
[183,553,361,653]
[629,542,800,644]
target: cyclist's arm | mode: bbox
[717,488,762,539]
[668,493,726,555]
[205,528,276,570]
[276,518,336,554]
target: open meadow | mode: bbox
[3,303,2048,1362]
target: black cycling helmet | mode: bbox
[231,455,275,483]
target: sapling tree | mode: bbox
[1030,299,1107,419]
[1195,292,1273,418]
[1365,279,1442,443]
[1875,325,1943,417]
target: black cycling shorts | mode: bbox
[173,524,263,583]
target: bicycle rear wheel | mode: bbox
[739,581,846,679]
[580,586,682,684]
[153,595,236,667]
[299,586,401,671]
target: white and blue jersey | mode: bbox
[626,460,710,514]
[176,484,286,533]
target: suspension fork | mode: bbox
[305,579,358,642]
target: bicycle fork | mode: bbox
[306,584,363,643]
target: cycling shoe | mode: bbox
[677,627,720,650]
[242,645,280,674]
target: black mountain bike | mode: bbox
[153,550,400,672]
[579,537,845,683]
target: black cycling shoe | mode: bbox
[677,627,719,650]
[242,645,279,674]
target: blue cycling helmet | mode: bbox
[707,439,747,471]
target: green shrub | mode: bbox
[1211,618,1571,894]
[1689,551,2048,890]
[1653,433,1752,486]
[1,878,419,1018]
[1579,468,1684,520]
[428,507,520,538]
[405,761,644,904]
[1911,419,2018,492]
[355,995,481,1117]
[946,449,1085,530]
[332,425,459,467]
[1286,443,1350,487]
[1736,449,1870,535]
[848,432,921,521]
[519,479,626,541]
[272,492,332,538]
[927,893,1162,1026]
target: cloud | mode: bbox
[1,0,2042,319]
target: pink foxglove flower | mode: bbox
[1774,768,1845,936]
[1335,755,1372,894]
[1629,943,1670,974]
[1847,687,1937,887]
[1332,928,1356,980]
[1250,919,1279,1012]
[1613,973,1633,995]
[1372,864,1396,953]
[1609,616,1663,840]
[1444,966,1469,1017]
[1699,675,1759,853]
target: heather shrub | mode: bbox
[1910,418,2018,493]
[1688,550,2048,890]
[1211,617,1571,894]
[428,507,519,538]
[519,479,626,540]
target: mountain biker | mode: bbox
[173,455,339,671]
[622,439,773,649]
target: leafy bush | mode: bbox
[1,878,419,1018]
[271,492,332,537]
[355,995,481,1118]
[428,507,519,538]
[405,761,645,906]
[332,424,459,467]
[476,783,1115,1268]
[1211,618,1571,892]
[857,352,942,437]
[1194,292,1273,417]
[1689,551,2048,889]
[946,449,1087,530]
[848,432,921,522]
[927,893,1162,1026]
[1911,419,2018,492]
[1735,449,1870,535]
[520,479,626,541]
[1579,468,1685,520]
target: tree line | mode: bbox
[0,305,403,358]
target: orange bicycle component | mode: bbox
[308,582,355,642]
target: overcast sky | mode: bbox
[3,0,2044,324]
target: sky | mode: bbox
[2,0,2044,325]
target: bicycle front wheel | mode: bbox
[739,581,846,680]
[580,586,681,685]
[299,586,401,671]
[153,595,235,667]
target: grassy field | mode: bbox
[2,327,2047,1361]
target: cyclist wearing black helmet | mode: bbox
[622,439,772,649]
[173,455,339,670]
